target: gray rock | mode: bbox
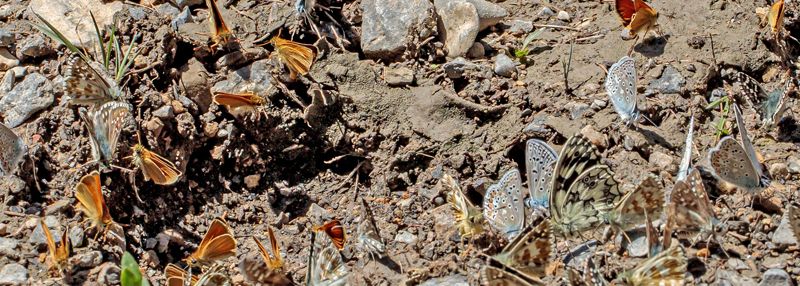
[171,7,194,29]
[442,57,480,78]
[306,203,334,221]
[73,250,103,268]
[29,0,124,48]
[762,256,788,269]
[361,0,435,60]
[493,53,516,77]
[212,59,275,99]
[29,216,60,247]
[156,233,170,253]
[438,1,479,58]
[153,105,175,119]
[557,11,570,22]
[466,42,484,58]
[647,66,686,95]
[68,226,84,248]
[419,274,469,286]
[561,239,600,265]
[181,59,211,113]
[649,151,673,172]
[174,0,202,10]
[0,48,18,71]
[508,20,534,35]
[16,34,55,59]
[434,0,506,31]
[0,28,14,47]
[395,231,418,244]
[717,269,758,286]
[129,7,147,21]
[156,3,181,17]
[787,156,800,174]
[0,237,18,258]
[565,101,590,120]
[385,67,415,86]
[772,215,798,246]
[0,263,27,285]
[523,116,553,138]
[0,73,54,127]
[759,269,791,286]
[539,7,555,17]
[620,230,648,258]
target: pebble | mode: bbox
[769,163,788,180]
[565,101,590,120]
[384,67,415,86]
[16,34,55,59]
[361,0,435,60]
[538,7,555,17]
[786,156,800,174]
[73,251,104,268]
[145,237,158,249]
[29,215,60,247]
[419,274,469,286]
[45,199,71,215]
[0,48,18,71]
[0,73,54,128]
[29,0,124,48]
[244,174,260,189]
[620,230,648,258]
[0,263,27,285]
[0,28,14,47]
[649,151,673,172]
[647,66,686,95]
[493,53,516,77]
[557,11,570,22]
[146,117,165,138]
[466,42,484,58]
[181,59,211,112]
[435,0,507,31]
[442,57,480,79]
[771,216,798,246]
[0,238,18,259]
[0,223,7,236]
[69,225,84,248]
[171,7,194,29]
[508,20,533,35]
[152,105,174,119]
[173,0,203,10]
[580,125,607,148]
[716,269,758,286]
[395,231,419,245]
[759,269,792,286]
[156,3,181,18]
[156,232,170,253]
[439,1,479,58]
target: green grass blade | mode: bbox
[25,13,89,62]
[521,28,545,51]
[90,12,108,70]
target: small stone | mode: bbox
[493,53,516,77]
[580,125,607,148]
[181,59,211,112]
[384,67,415,86]
[787,156,800,174]
[153,105,174,119]
[0,73,55,127]
[0,263,27,285]
[275,212,290,226]
[508,20,533,35]
[69,226,84,248]
[620,230,647,258]
[647,66,686,95]
[466,42,484,58]
[538,7,555,17]
[244,174,260,189]
[0,48,19,71]
[772,216,798,246]
[361,0,435,60]
[173,0,203,9]
[306,203,333,221]
[175,112,195,137]
[439,1,480,58]
[143,250,160,267]
[557,11,570,22]
[770,163,788,180]
[156,3,181,17]
[434,0,506,31]
[156,233,170,253]
[762,256,788,269]
[145,238,158,249]
[717,269,758,286]
[0,28,14,47]
[419,274,469,286]
[758,269,791,286]
[16,34,55,59]
[649,151,673,171]
[73,251,104,268]
[211,145,225,160]
[0,238,18,258]
[171,7,194,29]
[395,231,419,245]
[0,223,7,236]
[566,101,591,120]
[29,216,60,247]
[146,117,164,138]
[442,57,480,79]
[164,229,184,245]
[45,200,71,215]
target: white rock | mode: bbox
[0,263,27,285]
[0,48,17,71]
[29,0,124,48]
[438,1,479,58]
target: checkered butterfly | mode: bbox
[723,69,793,130]
[618,246,687,286]
[78,101,130,168]
[605,174,664,232]
[566,258,607,286]
[549,134,623,237]
[358,198,386,259]
[64,54,121,107]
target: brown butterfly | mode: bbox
[614,0,664,50]
[238,255,293,286]
[184,217,237,268]
[205,0,237,52]
[165,263,199,286]
[490,219,553,280]
[128,136,182,186]
[565,258,607,286]
[789,201,800,245]
[212,92,266,111]
[75,171,122,241]
[761,0,785,35]
[312,220,346,250]
[270,30,318,80]
[618,246,686,286]
[442,173,485,239]
[40,219,73,275]
[481,265,544,286]
[253,226,285,274]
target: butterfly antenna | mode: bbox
[641,114,660,128]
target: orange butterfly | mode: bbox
[253,226,285,274]
[270,30,318,80]
[165,263,199,286]
[75,171,122,241]
[312,220,346,250]
[128,137,182,186]
[206,0,237,52]
[184,217,237,267]
[40,219,73,275]
[761,0,785,35]
[614,0,663,42]
[212,92,266,117]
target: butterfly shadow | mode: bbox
[630,125,674,150]
[633,36,669,58]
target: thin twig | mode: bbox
[441,92,511,114]
[534,24,580,31]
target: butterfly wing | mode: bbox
[481,265,543,286]
[83,102,129,165]
[613,0,636,26]
[760,78,791,129]
[676,116,695,182]
[64,54,118,106]
[213,92,264,108]
[239,255,293,286]
[274,38,317,80]
[624,246,686,285]
[605,56,638,123]
[483,169,525,239]
[358,198,386,258]
[443,174,485,238]
[667,169,717,240]
[310,246,348,286]
[75,171,104,229]
[492,220,553,279]
[206,0,235,47]
[733,103,765,180]
[134,145,182,185]
[627,0,658,35]
[550,134,605,235]
[766,0,786,33]
[165,263,199,286]
[708,137,761,192]
[525,139,558,209]
[608,174,663,230]
[0,122,25,176]
[554,165,622,237]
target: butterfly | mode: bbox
[212,92,266,113]
[63,54,121,107]
[40,219,73,275]
[306,231,348,286]
[605,174,664,232]
[644,210,662,258]
[357,198,386,259]
[708,103,771,194]
[270,30,318,80]
[239,255,293,286]
[0,122,25,176]
[664,169,720,249]
[789,202,800,244]
[549,134,623,237]
[490,219,553,280]
[75,171,123,241]
[566,258,607,286]
[194,264,231,286]
[184,217,237,268]
[165,263,199,286]
[128,139,182,185]
[525,139,558,211]
[613,0,663,42]
[205,0,237,52]
[676,115,695,182]
[78,101,130,168]
[253,226,285,274]
[480,265,544,286]
[311,220,347,250]
[618,246,686,286]
[605,56,641,126]
[759,78,792,129]
[724,69,792,129]
[442,173,485,239]
[484,169,526,239]
[761,0,785,35]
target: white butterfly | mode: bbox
[0,122,25,176]
[442,174,485,239]
[676,115,695,182]
[708,103,771,194]
[484,169,525,239]
[78,101,130,168]
[63,54,121,107]
[358,198,386,259]
[605,56,639,126]
[525,139,558,212]
[306,232,348,286]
